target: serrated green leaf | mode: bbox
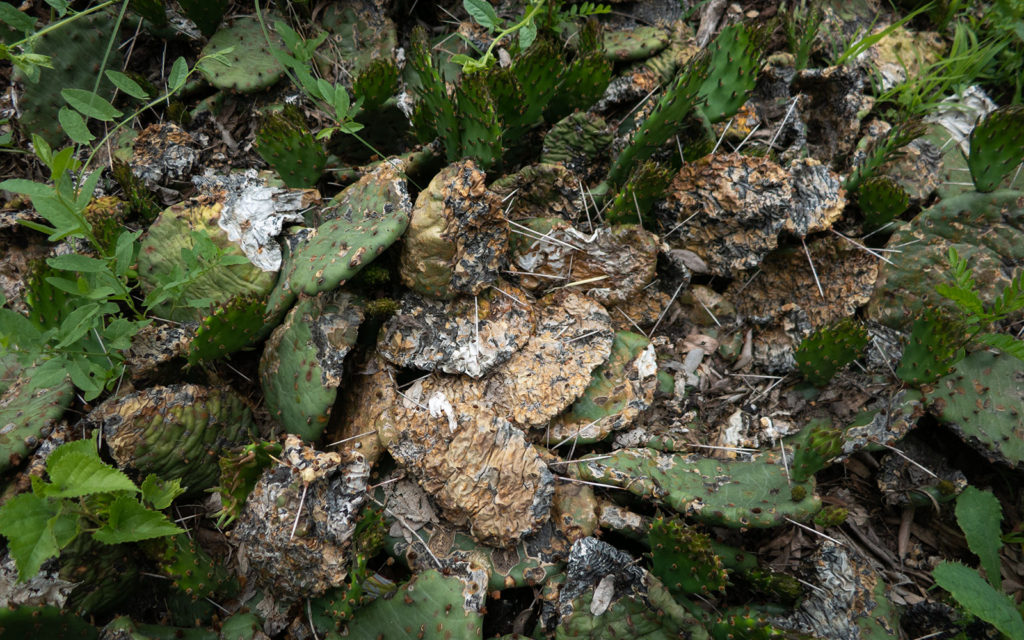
[61,88,122,122]
[933,562,1024,639]
[0,493,60,581]
[58,107,95,145]
[140,475,186,510]
[48,509,80,551]
[464,0,499,30]
[168,56,189,92]
[92,496,183,544]
[105,70,150,99]
[956,486,1004,590]
[45,436,99,474]
[977,333,1024,361]
[44,451,139,499]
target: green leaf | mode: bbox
[338,121,364,134]
[0,493,60,581]
[61,88,123,122]
[140,475,186,510]
[105,70,150,99]
[977,333,1024,361]
[316,78,333,103]
[44,436,99,473]
[43,0,70,16]
[58,107,95,145]
[114,230,141,278]
[168,56,189,92]
[48,509,80,551]
[956,486,1004,589]
[464,0,500,30]
[333,84,350,121]
[75,168,104,211]
[46,254,109,274]
[0,4,37,33]
[933,562,1024,639]
[53,303,101,349]
[92,496,183,544]
[0,179,55,200]
[44,451,139,499]
[519,21,538,50]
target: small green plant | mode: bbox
[933,486,1024,639]
[780,0,824,71]
[795,318,870,387]
[0,432,185,582]
[843,119,927,193]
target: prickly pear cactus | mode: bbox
[603,26,671,61]
[926,350,1024,469]
[318,1,397,84]
[60,535,141,617]
[198,16,285,93]
[283,162,412,296]
[14,11,122,145]
[214,440,281,528]
[605,161,675,225]
[187,294,265,365]
[86,384,257,493]
[858,175,910,230]
[541,112,613,181]
[795,317,869,386]
[648,515,727,597]
[0,605,97,639]
[895,309,964,386]
[698,23,763,124]
[786,417,844,483]
[399,160,507,299]
[546,20,612,122]
[342,569,485,640]
[137,199,278,323]
[0,361,73,473]
[259,290,365,441]
[574,449,821,528]
[149,533,238,605]
[968,105,1024,192]
[254,106,327,188]
[867,190,1024,329]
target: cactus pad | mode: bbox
[698,23,763,124]
[968,105,1024,192]
[795,317,869,386]
[254,106,327,188]
[186,294,265,366]
[858,175,910,230]
[198,17,285,93]
[926,350,1024,469]
[895,309,965,386]
[259,290,365,441]
[574,449,820,528]
[0,605,97,639]
[88,384,257,493]
[399,160,507,299]
[0,362,73,473]
[648,515,727,597]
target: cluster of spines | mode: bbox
[254,106,327,188]
[788,419,844,483]
[648,514,728,597]
[187,294,266,365]
[968,105,1024,192]
[895,308,964,386]
[858,175,910,230]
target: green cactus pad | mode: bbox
[198,17,285,93]
[60,536,141,616]
[795,317,870,387]
[574,449,820,528]
[602,26,671,61]
[319,1,397,81]
[88,384,257,493]
[150,533,238,603]
[0,361,73,473]
[0,606,97,639]
[895,309,965,386]
[101,615,217,639]
[137,200,278,323]
[341,569,485,640]
[968,105,1024,192]
[786,417,844,483]
[546,20,612,122]
[858,175,910,230]
[284,162,412,296]
[867,190,1024,329]
[254,106,327,188]
[698,23,763,124]
[648,515,727,597]
[214,440,281,528]
[187,294,265,366]
[13,12,122,145]
[259,290,365,441]
[457,72,502,170]
[926,350,1024,468]
[541,112,613,180]
[353,57,400,110]
[605,160,675,225]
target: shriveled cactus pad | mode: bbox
[377,284,534,378]
[259,290,365,440]
[232,435,370,599]
[511,219,659,304]
[92,384,256,492]
[399,160,508,298]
